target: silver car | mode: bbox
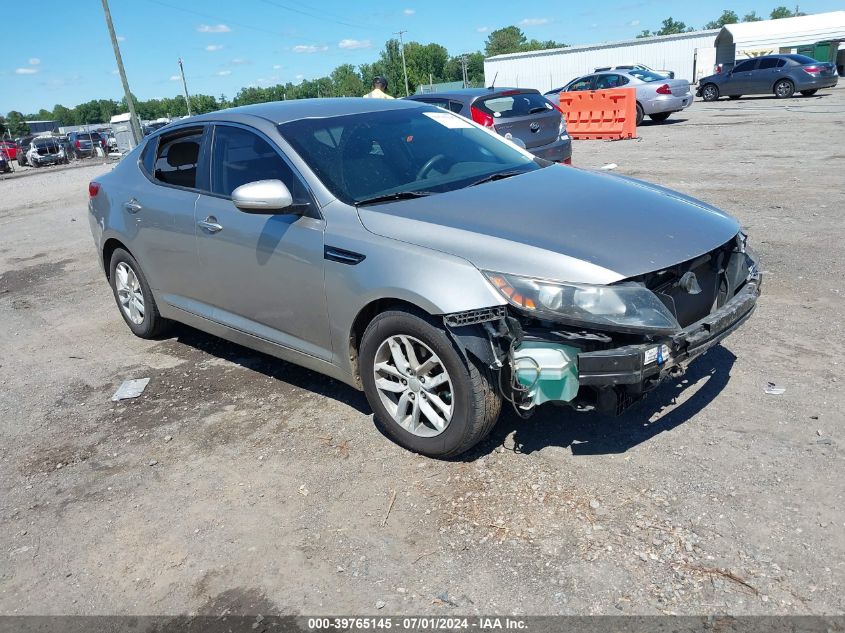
[546,69,693,125]
[88,99,760,458]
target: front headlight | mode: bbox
[484,271,680,333]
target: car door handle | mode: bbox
[123,199,143,213]
[197,216,223,233]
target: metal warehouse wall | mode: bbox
[484,31,719,92]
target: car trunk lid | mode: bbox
[475,91,562,149]
[665,79,691,96]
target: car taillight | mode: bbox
[89,181,101,197]
[75,140,81,148]
[803,65,821,74]
[470,105,495,128]
[656,84,672,95]
[561,157,572,165]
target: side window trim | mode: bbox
[208,122,321,217]
[143,124,208,193]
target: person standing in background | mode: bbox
[363,76,394,99]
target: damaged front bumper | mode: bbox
[578,273,760,389]
[444,271,761,416]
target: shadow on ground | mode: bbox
[468,345,737,459]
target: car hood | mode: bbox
[357,166,740,285]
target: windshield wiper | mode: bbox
[355,190,436,206]
[468,170,526,188]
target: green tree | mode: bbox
[5,111,30,136]
[330,64,365,97]
[405,42,449,90]
[742,10,763,21]
[656,17,692,35]
[636,29,653,38]
[704,9,739,29]
[484,26,528,57]
[770,5,806,19]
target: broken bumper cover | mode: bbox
[578,274,761,387]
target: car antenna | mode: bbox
[489,72,498,90]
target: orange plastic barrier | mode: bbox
[558,88,637,140]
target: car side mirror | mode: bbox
[231,179,297,214]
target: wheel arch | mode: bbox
[102,237,130,281]
[348,298,433,387]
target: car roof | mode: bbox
[184,97,428,126]
[407,87,535,100]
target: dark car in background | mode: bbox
[406,87,572,164]
[68,131,105,158]
[697,54,839,101]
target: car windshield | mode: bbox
[627,69,665,82]
[278,106,540,205]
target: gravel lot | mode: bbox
[1,87,843,617]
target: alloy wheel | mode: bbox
[372,335,454,437]
[115,262,145,325]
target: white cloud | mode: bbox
[403,8,415,15]
[520,17,549,26]
[28,57,41,65]
[230,57,250,65]
[273,64,282,69]
[205,44,223,51]
[169,75,181,81]
[293,44,328,53]
[111,69,119,75]
[629,19,640,26]
[15,67,38,75]
[476,26,489,33]
[295,73,304,80]
[116,35,126,42]
[197,23,231,33]
[338,38,371,50]
[216,69,232,76]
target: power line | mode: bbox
[143,0,300,40]
[260,0,373,30]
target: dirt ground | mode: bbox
[1,87,843,617]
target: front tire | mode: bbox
[774,79,795,98]
[649,112,671,122]
[108,248,171,339]
[800,89,818,96]
[360,309,501,458]
[701,84,720,101]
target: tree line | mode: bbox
[637,5,806,38]
[0,7,812,136]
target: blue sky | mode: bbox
[2,0,842,114]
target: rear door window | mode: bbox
[757,57,780,70]
[595,74,626,89]
[153,128,204,190]
[475,91,554,119]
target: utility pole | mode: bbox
[460,54,469,88]
[395,30,410,96]
[101,0,142,144]
[178,57,192,116]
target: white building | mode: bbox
[484,10,845,92]
[483,31,719,92]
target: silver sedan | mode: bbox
[87,98,758,458]
[546,69,693,125]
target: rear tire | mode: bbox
[701,84,720,101]
[108,248,171,339]
[360,309,501,458]
[774,79,795,99]
[800,89,818,96]
[649,112,671,122]
[635,102,644,126]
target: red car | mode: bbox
[0,140,17,160]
